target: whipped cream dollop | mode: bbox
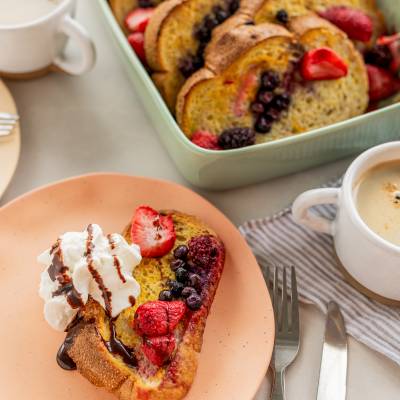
[38,224,142,331]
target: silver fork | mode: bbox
[264,265,300,400]
[0,112,19,137]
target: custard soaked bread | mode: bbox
[177,15,368,146]
[144,0,266,111]
[38,207,225,400]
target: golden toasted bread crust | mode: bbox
[67,211,225,400]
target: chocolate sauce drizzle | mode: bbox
[107,234,126,284]
[86,225,113,316]
[104,319,137,367]
[48,239,84,309]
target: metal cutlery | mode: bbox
[316,301,348,400]
[263,265,300,400]
[0,112,19,137]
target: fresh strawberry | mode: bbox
[301,47,348,81]
[366,64,400,101]
[142,334,176,367]
[125,7,154,33]
[134,300,186,336]
[318,6,373,42]
[131,206,176,257]
[191,131,221,150]
[128,32,146,64]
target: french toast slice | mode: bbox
[66,210,225,400]
[176,15,368,145]
[144,0,266,111]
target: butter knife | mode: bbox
[316,301,348,400]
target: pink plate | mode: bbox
[0,174,274,400]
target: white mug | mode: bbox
[0,0,96,77]
[292,142,400,304]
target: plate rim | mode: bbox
[0,172,274,400]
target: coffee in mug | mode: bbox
[355,161,400,246]
[0,0,61,26]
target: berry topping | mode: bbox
[173,245,189,260]
[175,267,189,283]
[276,9,289,24]
[272,93,291,111]
[186,294,202,311]
[128,32,146,64]
[218,127,256,149]
[261,71,280,91]
[301,47,348,81]
[258,91,274,105]
[191,130,221,150]
[213,5,229,23]
[364,45,393,69]
[168,280,185,297]
[250,102,265,114]
[142,334,175,367]
[131,206,176,258]
[138,0,154,7]
[179,53,204,78]
[318,6,373,42]
[188,273,202,290]
[255,115,273,134]
[188,235,220,269]
[182,286,197,298]
[124,7,154,33]
[135,300,186,336]
[159,290,173,301]
[170,259,185,271]
[366,65,400,102]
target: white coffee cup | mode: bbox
[0,0,96,77]
[292,142,400,304]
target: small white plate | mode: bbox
[0,79,20,199]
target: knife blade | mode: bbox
[316,301,348,400]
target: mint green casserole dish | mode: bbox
[96,0,400,190]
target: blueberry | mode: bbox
[159,290,173,301]
[250,101,265,114]
[265,107,280,121]
[228,0,240,14]
[255,115,273,134]
[272,93,291,111]
[188,273,202,290]
[168,280,185,297]
[174,245,189,260]
[276,9,289,24]
[258,91,274,105]
[138,0,154,7]
[186,294,202,310]
[261,71,280,91]
[195,24,211,42]
[175,267,189,283]
[204,15,219,30]
[179,55,197,78]
[170,259,185,271]
[185,260,197,272]
[182,287,197,298]
[214,6,229,22]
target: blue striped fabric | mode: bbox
[239,179,400,366]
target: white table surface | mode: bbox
[2,1,399,398]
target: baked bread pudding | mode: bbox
[38,206,225,400]
[109,0,400,150]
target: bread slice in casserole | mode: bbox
[176,15,368,144]
[66,210,225,400]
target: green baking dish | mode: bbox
[96,0,400,190]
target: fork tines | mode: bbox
[0,112,19,137]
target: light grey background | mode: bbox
[1,1,399,398]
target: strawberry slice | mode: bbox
[318,6,373,42]
[366,64,400,101]
[233,69,258,117]
[142,334,176,367]
[128,32,147,64]
[301,47,348,81]
[125,7,154,33]
[377,33,400,46]
[131,206,176,257]
[135,300,186,337]
[191,131,221,150]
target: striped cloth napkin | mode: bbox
[239,179,400,366]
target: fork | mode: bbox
[0,112,19,137]
[264,265,300,400]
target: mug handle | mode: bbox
[292,188,340,235]
[53,15,96,75]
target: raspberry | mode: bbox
[142,334,175,367]
[188,235,220,269]
[218,127,256,149]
